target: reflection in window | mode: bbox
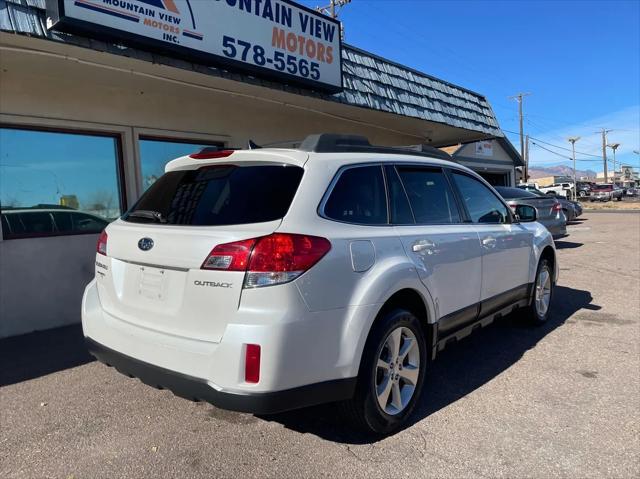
[324,166,388,225]
[139,137,224,192]
[0,127,122,239]
[451,172,509,224]
[396,167,461,224]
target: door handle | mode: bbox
[481,236,497,249]
[412,239,437,255]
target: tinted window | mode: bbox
[52,211,110,233]
[0,127,122,239]
[124,165,303,226]
[396,167,460,224]
[324,166,387,225]
[4,211,55,235]
[451,172,509,224]
[139,137,224,192]
[385,166,414,224]
[495,187,538,199]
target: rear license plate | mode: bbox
[137,266,167,300]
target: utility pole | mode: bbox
[510,93,531,178]
[524,134,530,182]
[607,142,620,185]
[600,129,613,183]
[568,137,580,199]
[316,0,351,19]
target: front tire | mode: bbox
[342,309,427,435]
[525,258,554,325]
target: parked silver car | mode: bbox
[496,187,567,238]
[517,186,581,221]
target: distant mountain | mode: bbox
[528,165,597,180]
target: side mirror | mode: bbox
[515,204,537,222]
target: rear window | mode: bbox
[123,165,303,226]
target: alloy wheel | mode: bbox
[375,326,420,415]
[535,267,552,317]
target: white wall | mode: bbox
[0,234,97,338]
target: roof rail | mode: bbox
[298,134,453,161]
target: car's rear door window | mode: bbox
[123,165,303,226]
[385,166,415,224]
[323,166,388,225]
[396,166,461,224]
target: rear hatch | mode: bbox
[96,161,304,343]
[518,196,562,220]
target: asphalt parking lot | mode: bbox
[1,212,639,479]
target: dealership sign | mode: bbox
[46,0,343,92]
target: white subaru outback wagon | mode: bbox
[83,134,558,434]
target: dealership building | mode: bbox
[0,0,520,338]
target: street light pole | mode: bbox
[568,137,580,200]
[607,143,620,186]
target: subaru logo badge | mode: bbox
[138,237,154,251]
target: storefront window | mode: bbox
[0,127,123,239]
[139,137,224,192]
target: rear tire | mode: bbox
[524,258,553,325]
[341,308,427,435]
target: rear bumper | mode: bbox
[86,337,356,414]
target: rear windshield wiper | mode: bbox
[127,210,167,223]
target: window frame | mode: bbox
[0,123,127,240]
[446,168,516,225]
[136,132,227,193]
[318,161,476,227]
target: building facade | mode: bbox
[1,0,509,337]
[442,138,523,186]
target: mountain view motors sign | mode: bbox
[46,0,343,92]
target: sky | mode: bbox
[300,0,640,172]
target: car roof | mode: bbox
[165,147,469,173]
[164,134,467,173]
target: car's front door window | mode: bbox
[450,172,509,224]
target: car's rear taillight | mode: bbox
[201,233,331,288]
[551,203,562,212]
[97,230,108,256]
[201,238,257,271]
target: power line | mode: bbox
[524,118,601,149]
[529,141,606,162]
[502,129,604,158]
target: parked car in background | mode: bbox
[538,182,572,198]
[590,184,623,202]
[625,187,638,197]
[495,187,567,237]
[517,186,581,221]
[82,134,559,435]
[1,206,110,239]
[576,181,593,198]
